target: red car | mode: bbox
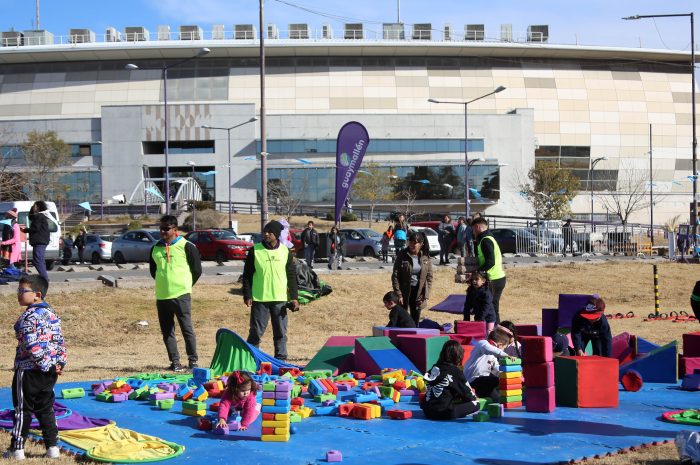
[185,229,253,261]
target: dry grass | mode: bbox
[0,260,695,464]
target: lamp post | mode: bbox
[126,47,210,215]
[623,12,696,254]
[202,116,258,229]
[589,156,608,230]
[428,86,506,218]
[187,161,196,230]
[142,165,149,218]
[259,0,269,233]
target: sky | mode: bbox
[0,0,696,51]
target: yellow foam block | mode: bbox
[261,420,291,428]
[109,380,126,389]
[381,370,405,383]
[262,398,276,406]
[499,371,521,379]
[360,403,381,418]
[261,433,290,442]
[274,413,290,421]
[216,381,225,391]
[501,389,523,397]
[298,406,313,418]
[274,427,290,435]
[194,393,208,402]
[415,377,426,392]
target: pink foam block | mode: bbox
[520,336,553,363]
[680,356,700,377]
[522,361,554,388]
[683,333,700,358]
[525,386,555,413]
[515,324,541,336]
[454,320,486,338]
[384,328,440,346]
[447,334,474,345]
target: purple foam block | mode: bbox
[262,392,275,399]
[228,420,241,431]
[92,385,105,396]
[212,424,229,435]
[681,374,700,391]
[541,308,558,337]
[275,391,291,400]
[111,392,129,402]
[336,384,350,391]
[275,382,293,392]
[557,294,595,328]
[322,400,336,407]
[399,389,419,396]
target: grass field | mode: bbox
[0,256,694,463]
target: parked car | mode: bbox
[339,228,384,257]
[409,220,459,252]
[490,228,541,254]
[83,234,116,264]
[526,228,579,254]
[185,229,253,262]
[111,229,160,264]
[410,226,440,256]
[236,232,263,244]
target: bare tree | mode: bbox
[350,163,395,225]
[0,128,28,200]
[267,169,309,221]
[22,130,71,200]
[395,186,421,222]
[598,160,659,232]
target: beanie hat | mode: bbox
[263,220,284,239]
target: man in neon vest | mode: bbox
[242,220,299,361]
[149,215,202,372]
[471,216,506,323]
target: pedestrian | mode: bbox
[61,234,73,266]
[438,215,455,265]
[392,230,433,326]
[1,208,21,268]
[149,215,202,372]
[328,226,344,270]
[562,219,574,254]
[26,201,51,285]
[380,225,394,263]
[242,220,299,361]
[471,217,506,323]
[301,220,319,269]
[74,229,86,264]
[5,275,66,460]
[456,217,468,258]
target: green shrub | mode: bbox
[341,212,357,222]
[187,209,224,229]
[194,200,215,211]
[127,220,142,230]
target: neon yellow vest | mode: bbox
[152,239,193,300]
[252,243,290,302]
[477,235,505,281]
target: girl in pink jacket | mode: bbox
[1,209,21,267]
[216,371,260,431]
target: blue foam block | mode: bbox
[620,341,677,383]
[366,348,418,374]
[635,337,660,354]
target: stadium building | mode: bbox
[0,22,696,225]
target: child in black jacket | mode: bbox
[383,291,416,328]
[463,271,496,333]
[422,340,479,421]
[571,297,612,357]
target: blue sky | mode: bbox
[0,0,696,50]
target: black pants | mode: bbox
[423,401,479,420]
[247,301,288,359]
[10,368,58,450]
[439,239,451,264]
[408,285,421,326]
[156,294,198,365]
[489,276,507,323]
[692,299,700,321]
[471,374,499,398]
[77,246,84,263]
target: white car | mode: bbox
[410,226,440,257]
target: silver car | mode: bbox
[111,229,161,264]
[83,234,116,264]
[339,228,384,257]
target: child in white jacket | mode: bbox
[463,327,514,398]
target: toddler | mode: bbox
[217,371,261,431]
[463,271,496,333]
[463,327,514,398]
[383,291,416,328]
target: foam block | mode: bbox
[454,320,486,339]
[619,341,677,383]
[522,361,554,388]
[683,333,700,358]
[305,345,354,375]
[541,308,558,337]
[680,356,700,378]
[397,334,449,373]
[354,337,418,375]
[554,356,619,408]
[558,294,595,328]
[681,373,700,391]
[611,332,636,365]
[620,369,643,392]
[515,324,541,336]
[635,337,660,354]
[525,386,555,413]
[520,336,553,363]
[385,328,440,346]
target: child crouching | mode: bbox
[463,326,514,399]
[217,371,261,431]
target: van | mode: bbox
[0,201,62,269]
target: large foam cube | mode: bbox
[558,294,595,328]
[454,320,486,339]
[354,337,418,376]
[385,328,440,346]
[397,334,449,373]
[522,361,554,388]
[683,333,700,358]
[525,386,556,413]
[541,308,558,337]
[554,356,619,408]
[520,336,553,363]
[515,324,541,336]
[680,356,700,378]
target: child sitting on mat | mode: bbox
[463,326,515,399]
[422,340,480,420]
[217,371,261,431]
[383,291,416,328]
[571,297,612,357]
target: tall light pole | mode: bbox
[126,47,210,215]
[589,156,608,230]
[624,12,696,254]
[259,0,269,233]
[202,116,258,229]
[187,161,196,230]
[428,86,506,218]
[649,124,654,247]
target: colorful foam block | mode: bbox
[525,386,555,413]
[558,294,595,328]
[387,409,412,419]
[502,401,523,409]
[619,341,677,383]
[541,308,558,337]
[397,334,449,373]
[487,403,504,418]
[522,361,554,388]
[192,367,211,381]
[473,411,490,422]
[520,336,553,363]
[261,433,290,442]
[259,362,272,375]
[354,337,418,376]
[555,356,619,408]
[679,356,700,378]
[454,320,486,338]
[61,388,85,399]
[384,328,440,346]
[514,324,541,336]
[681,374,700,391]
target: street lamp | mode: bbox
[428,86,506,218]
[624,12,696,254]
[126,47,210,215]
[187,161,196,230]
[589,156,608,229]
[201,116,258,228]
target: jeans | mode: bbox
[156,294,198,365]
[247,301,289,359]
[32,244,49,284]
[304,245,315,268]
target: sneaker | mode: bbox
[3,449,25,460]
[46,446,60,459]
[169,362,184,372]
[188,362,199,370]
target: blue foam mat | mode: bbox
[0,380,693,464]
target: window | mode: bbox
[143,141,215,155]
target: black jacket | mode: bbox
[387,304,416,328]
[422,362,478,417]
[28,212,50,246]
[571,311,612,357]
[463,285,496,322]
[241,241,299,302]
[301,227,319,247]
[476,230,502,276]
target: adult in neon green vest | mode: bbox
[471,216,506,323]
[242,220,299,361]
[149,215,202,373]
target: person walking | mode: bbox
[301,221,319,269]
[74,230,86,264]
[562,219,574,254]
[456,217,468,258]
[471,217,506,323]
[242,220,299,361]
[392,230,433,326]
[149,215,202,372]
[328,226,344,270]
[26,201,51,285]
[438,215,455,265]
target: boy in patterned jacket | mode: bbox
[5,275,66,460]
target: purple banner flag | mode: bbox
[334,122,370,223]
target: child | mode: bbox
[383,291,416,328]
[463,327,513,398]
[217,371,261,431]
[571,297,612,357]
[6,275,66,460]
[422,340,479,420]
[463,271,496,333]
[499,320,522,358]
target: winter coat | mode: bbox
[391,249,433,309]
[1,222,22,264]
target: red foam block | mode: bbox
[454,320,486,338]
[519,336,553,363]
[680,356,700,378]
[620,369,643,392]
[522,361,554,388]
